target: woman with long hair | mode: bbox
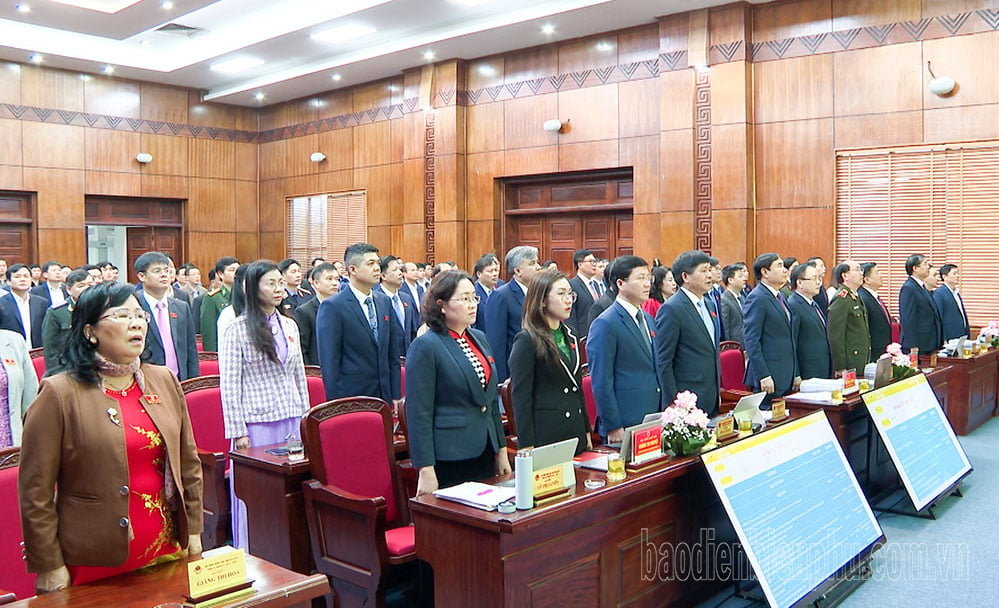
[509,269,591,454]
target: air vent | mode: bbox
[156,23,206,37]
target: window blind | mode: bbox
[286,190,367,263]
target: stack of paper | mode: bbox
[785,391,837,404]
[798,378,844,393]
[432,482,516,511]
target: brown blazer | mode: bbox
[18,364,203,573]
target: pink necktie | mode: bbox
[156,300,180,375]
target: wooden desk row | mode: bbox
[920,348,999,435]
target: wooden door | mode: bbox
[126,227,182,285]
[0,193,33,266]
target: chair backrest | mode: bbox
[198,351,219,377]
[0,448,36,599]
[29,352,44,382]
[498,379,515,436]
[301,398,403,525]
[582,373,598,429]
[196,335,204,353]
[578,335,588,366]
[399,364,406,399]
[304,366,326,407]
[719,343,748,391]
[180,376,228,456]
[891,321,901,345]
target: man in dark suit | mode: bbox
[29,260,69,308]
[585,259,617,333]
[786,262,832,380]
[899,254,943,355]
[471,253,500,333]
[402,261,425,314]
[934,264,970,341]
[827,260,870,375]
[567,249,600,339]
[373,255,419,355]
[655,250,721,416]
[294,262,340,366]
[587,255,663,443]
[806,256,830,319]
[485,245,540,382]
[0,263,48,349]
[720,262,747,345]
[134,252,199,380]
[858,262,894,361]
[743,253,800,408]
[317,243,402,404]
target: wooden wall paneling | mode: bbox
[435,107,462,157]
[618,79,660,138]
[20,66,84,112]
[398,223,427,265]
[466,103,505,154]
[317,169,354,195]
[659,12,690,54]
[403,112,425,161]
[402,158,425,224]
[659,211,696,261]
[234,180,258,234]
[710,208,752,266]
[547,215,581,270]
[355,165,394,227]
[352,80,395,112]
[21,122,84,169]
[558,34,618,75]
[755,207,833,263]
[279,100,319,132]
[315,89,353,120]
[753,54,834,124]
[710,61,751,126]
[285,175,318,199]
[616,23,660,64]
[433,155,464,223]
[367,225,392,253]
[833,111,923,148]
[258,232,284,262]
[235,232,259,263]
[85,128,141,173]
[466,57,505,92]
[318,127,355,171]
[711,124,752,210]
[754,118,833,209]
[660,70,694,132]
[919,0,999,19]
[833,43,922,116]
[923,104,999,142]
[633,212,660,259]
[285,134,320,177]
[616,212,634,255]
[189,232,237,268]
[502,45,557,85]
[466,220,501,260]
[190,138,235,180]
[257,106,286,132]
[0,63,21,105]
[466,152,503,221]
[353,121,394,168]
[504,94,558,150]
[86,171,140,196]
[559,85,619,144]
[504,146,558,177]
[188,178,236,232]
[0,119,22,166]
[621,135,659,214]
[234,142,257,182]
[233,106,258,132]
[84,79,140,118]
[559,140,619,172]
[187,92,235,129]
[0,166,23,190]
[752,0,832,42]
[25,168,84,229]
[140,133,189,176]
[259,140,288,181]
[141,175,188,199]
[831,0,921,30]
[922,31,999,109]
[389,163,405,226]
[709,3,751,47]
[660,130,695,212]
[390,115,405,164]
[139,83,188,124]
[37,229,86,266]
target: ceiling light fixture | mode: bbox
[331,73,342,81]
[253,92,265,101]
[102,64,115,74]
[595,41,614,52]
[541,24,555,35]
[210,57,265,74]
[311,24,377,44]
[423,50,436,61]
[15,3,30,13]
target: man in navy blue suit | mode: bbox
[134,252,200,380]
[29,260,69,307]
[401,261,425,314]
[934,264,970,341]
[743,253,800,408]
[471,253,501,333]
[0,263,48,349]
[317,243,402,404]
[655,250,721,416]
[805,256,830,319]
[899,254,943,354]
[373,254,419,355]
[485,245,540,382]
[588,255,663,443]
[567,249,600,339]
[786,262,832,380]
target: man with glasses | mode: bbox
[485,245,540,382]
[567,249,600,339]
[134,251,200,380]
[827,259,870,376]
[786,262,833,380]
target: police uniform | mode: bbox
[280,286,314,315]
[199,285,230,352]
[41,300,72,376]
[827,286,871,375]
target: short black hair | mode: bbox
[7,263,29,280]
[344,243,379,269]
[722,263,745,286]
[379,255,401,274]
[905,254,925,276]
[278,258,300,274]
[41,260,61,275]
[473,253,499,277]
[707,256,720,267]
[783,256,797,270]
[805,256,824,266]
[208,268,217,282]
[215,256,240,275]
[789,261,815,291]
[861,262,877,278]
[939,263,958,278]
[310,262,338,281]
[832,262,850,285]
[96,261,113,270]
[134,251,170,274]
[422,271,474,333]
[671,250,711,286]
[609,255,648,287]
[64,268,91,288]
[752,253,781,282]
[572,249,594,270]
[79,264,100,274]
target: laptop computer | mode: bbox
[873,356,892,389]
[525,437,578,489]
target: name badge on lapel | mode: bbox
[2,358,14,366]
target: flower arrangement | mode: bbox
[881,342,916,381]
[660,391,712,457]
[980,321,999,348]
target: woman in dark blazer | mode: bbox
[509,270,591,454]
[405,271,510,495]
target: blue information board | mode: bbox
[702,411,884,608]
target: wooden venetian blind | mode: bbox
[286,190,367,263]
[836,142,999,329]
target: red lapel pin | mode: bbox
[169,312,178,319]
[2,358,15,366]
[145,394,162,405]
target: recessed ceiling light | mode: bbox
[331,73,342,81]
[210,57,264,74]
[541,24,555,35]
[478,65,496,76]
[102,64,115,74]
[15,3,30,13]
[423,50,436,61]
[311,24,377,44]
[595,41,614,52]
[254,92,265,101]
[160,0,174,9]
[28,53,42,63]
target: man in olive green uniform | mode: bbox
[41,269,94,376]
[199,256,240,352]
[828,259,871,375]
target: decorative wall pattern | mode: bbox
[693,69,712,254]
[424,111,436,264]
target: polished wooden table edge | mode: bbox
[237,573,329,607]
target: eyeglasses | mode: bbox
[99,308,151,324]
[141,267,171,276]
[552,291,577,302]
[450,295,481,305]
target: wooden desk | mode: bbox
[410,455,735,607]
[784,366,952,497]
[921,349,999,435]
[2,554,328,608]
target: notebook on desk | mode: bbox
[432,482,517,511]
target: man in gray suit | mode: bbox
[720,262,747,346]
[134,251,200,380]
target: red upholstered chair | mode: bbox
[197,351,219,377]
[301,397,416,608]
[399,364,406,400]
[581,372,601,447]
[891,321,901,345]
[578,335,588,366]
[0,448,35,601]
[180,375,230,550]
[28,348,44,381]
[719,341,749,392]
[304,365,326,407]
[498,379,519,451]
[196,335,204,352]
